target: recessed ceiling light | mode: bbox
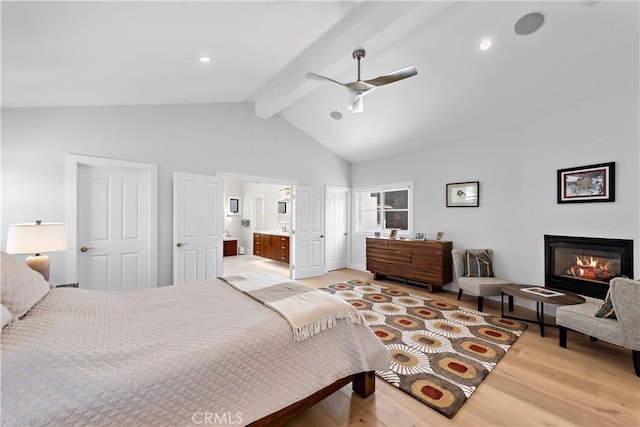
[199,56,211,63]
[330,111,343,120]
[347,105,353,111]
[479,39,492,51]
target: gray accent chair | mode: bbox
[557,276,640,377]
[451,249,514,312]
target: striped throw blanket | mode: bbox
[221,271,363,342]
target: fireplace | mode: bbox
[544,235,633,300]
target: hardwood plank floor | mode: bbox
[289,268,640,427]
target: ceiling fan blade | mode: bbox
[305,72,345,87]
[363,65,417,87]
[351,94,364,113]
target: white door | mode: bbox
[78,165,152,290]
[292,186,324,279]
[326,186,349,271]
[173,172,221,284]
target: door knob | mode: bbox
[80,246,94,253]
[176,242,188,247]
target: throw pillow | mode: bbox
[1,252,50,318]
[595,288,616,319]
[464,250,494,277]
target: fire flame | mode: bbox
[568,256,611,280]
[575,256,609,271]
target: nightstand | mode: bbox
[51,283,79,288]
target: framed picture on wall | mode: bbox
[557,162,615,203]
[446,181,479,207]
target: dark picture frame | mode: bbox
[557,162,615,203]
[446,181,479,207]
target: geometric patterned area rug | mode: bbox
[322,280,528,419]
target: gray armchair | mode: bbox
[451,249,514,312]
[557,276,640,377]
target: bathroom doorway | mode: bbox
[220,175,293,279]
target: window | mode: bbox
[355,183,411,234]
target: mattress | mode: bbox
[1,279,390,426]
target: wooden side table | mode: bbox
[500,284,585,337]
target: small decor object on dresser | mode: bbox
[388,229,398,239]
[414,232,425,240]
[435,231,445,242]
[557,162,615,203]
[446,181,479,207]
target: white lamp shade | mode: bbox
[6,223,68,255]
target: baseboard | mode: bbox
[350,263,367,272]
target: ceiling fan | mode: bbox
[306,48,417,113]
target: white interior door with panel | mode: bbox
[77,164,154,290]
[173,172,221,284]
[292,186,324,279]
[326,186,349,271]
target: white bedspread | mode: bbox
[1,279,390,426]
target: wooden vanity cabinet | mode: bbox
[253,233,290,264]
[223,239,237,257]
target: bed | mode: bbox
[1,253,390,426]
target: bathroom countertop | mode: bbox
[254,230,290,237]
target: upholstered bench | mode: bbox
[556,277,639,377]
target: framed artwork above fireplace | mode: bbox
[557,162,615,203]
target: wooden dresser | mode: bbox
[366,238,453,293]
[253,233,290,264]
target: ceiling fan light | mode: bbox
[199,56,211,63]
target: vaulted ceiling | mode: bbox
[2,1,638,163]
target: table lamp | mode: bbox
[6,221,67,281]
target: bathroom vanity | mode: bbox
[223,238,238,257]
[253,232,290,264]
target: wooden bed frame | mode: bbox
[248,371,376,426]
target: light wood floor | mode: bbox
[223,258,640,426]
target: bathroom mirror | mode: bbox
[277,199,290,223]
[227,196,242,216]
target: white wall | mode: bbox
[1,103,350,285]
[351,83,640,302]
